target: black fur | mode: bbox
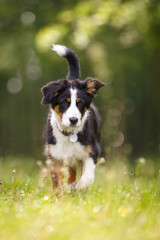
[78,104,101,163]
[63,47,80,80]
[44,113,57,145]
[42,78,105,109]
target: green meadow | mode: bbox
[0,157,160,240]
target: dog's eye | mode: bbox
[77,102,83,108]
[61,100,69,107]
[78,102,82,107]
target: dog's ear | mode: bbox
[41,79,68,104]
[83,77,106,96]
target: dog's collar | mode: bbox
[56,123,70,136]
[61,130,70,136]
[56,124,78,142]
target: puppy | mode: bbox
[41,45,105,191]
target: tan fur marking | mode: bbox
[87,80,97,96]
[67,167,76,185]
[87,80,96,89]
[81,107,87,119]
[46,145,54,161]
[76,98,80,103]
[50,161,64,190]
[87,89,97,96]
[54,91,59,96]
[54,105,62,118]
[67,98,71,102]
[85,145,92,154]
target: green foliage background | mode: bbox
[0,0,160,158]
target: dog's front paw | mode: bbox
[75,175,94,191]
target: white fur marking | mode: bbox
[62,88,82,128]
[52,44,67,56]
[48,141,89,166]
[75,158,96,191]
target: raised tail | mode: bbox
[52,44,80,80]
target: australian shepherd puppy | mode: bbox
[41,45,105,191]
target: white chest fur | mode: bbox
[48,138,88,166]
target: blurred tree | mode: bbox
[0,0,159,158]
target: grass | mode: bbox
[0,156,160,240]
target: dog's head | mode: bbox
[41,78,105,129]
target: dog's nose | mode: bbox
[69,117,78,125]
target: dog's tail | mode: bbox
[52,44,80,80]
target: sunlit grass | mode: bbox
[0,156,160,240]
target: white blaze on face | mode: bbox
[62,88,81,127]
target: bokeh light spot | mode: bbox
[111,131,124,147]
[107,109,122,126]
[21,11,36,25]
[7,77,23,94]
[26,64,42,81]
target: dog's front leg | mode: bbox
[75,158,96,191]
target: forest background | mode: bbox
[0,0,160,160]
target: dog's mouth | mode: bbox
[70,123,78,127]
[64,123,79,130]
[60,121,81,132]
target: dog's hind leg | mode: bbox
[48,160,64,191]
